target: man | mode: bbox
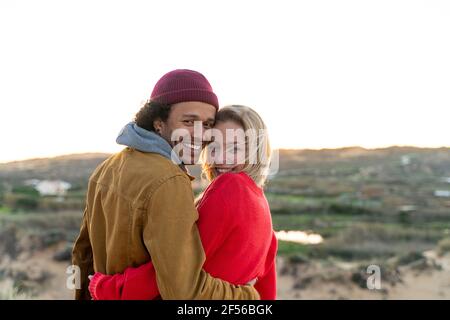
[72,69,260,300]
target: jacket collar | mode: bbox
[179,164,196,181]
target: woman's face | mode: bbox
[209,120,246,176]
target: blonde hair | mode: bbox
[201,105,272,188]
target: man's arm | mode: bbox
[72,207,94,300]
[143,174,260,300]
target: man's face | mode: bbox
[157,101,216,165]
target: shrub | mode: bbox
[277,240,311,256]
[288,253,309,264]
[53,243,73,262]
[327,203,374,215]
[396,251,426,266]
[0,280,31,300]
[11,186,39,198]
[15,197,39,211]
[437,238,450,256]
[3,193,38,212]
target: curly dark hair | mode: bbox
[134,100,173,132]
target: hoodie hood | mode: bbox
[116,122,181,164]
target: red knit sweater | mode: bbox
[89,172,278,300]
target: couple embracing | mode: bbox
[72,69,277,300]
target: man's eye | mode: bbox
[183,120,194,125]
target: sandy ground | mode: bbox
[2,246,449,300]
[0,244,73,300]
[277,268,450,300]
[32,246,74,300]
[277,252,450,300]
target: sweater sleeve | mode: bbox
[254,233,278,300]
[89,262,159,300]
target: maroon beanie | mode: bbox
[150,69,219,110]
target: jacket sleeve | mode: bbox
[254,233,278,300]
[142,174,260,300]
[72,207,95,300]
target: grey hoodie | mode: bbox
[116,122,182,164]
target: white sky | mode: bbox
[0,0,449,163]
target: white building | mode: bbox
[24,179,40,187]
[28,180,72,196]
[434,190,450,198]
[401,155,411,166]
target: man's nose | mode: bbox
[193,121,206,143]
[202,129,213,144]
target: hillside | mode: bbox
[0,153,110,186]
[1,146,450,299]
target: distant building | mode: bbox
[24,179,40,187]
[275,230,323,245]
[434,190,450,198]
[442,177,450,184]
[401,155,411,166]
[398,205,417,213]
[26,179,72,196]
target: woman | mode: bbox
[88,105,278,300]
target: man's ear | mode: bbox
[153,119,162,134]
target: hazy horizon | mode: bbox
[1,143,449,164]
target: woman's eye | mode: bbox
[226,144,241,152]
